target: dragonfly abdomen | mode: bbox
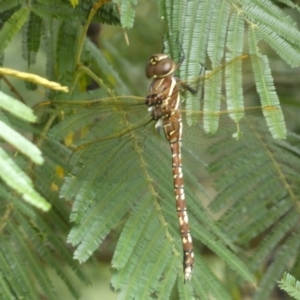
[163,116,194,282]
[146,53,194,282]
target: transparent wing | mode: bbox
[39,96,278,191]
[180,54,285,139]
[36,54,286,189]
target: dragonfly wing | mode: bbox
[181,106,281,167]
[181,54,286,140]
[60,120,172,205]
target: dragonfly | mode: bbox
[40,53,283,283]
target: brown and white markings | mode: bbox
[46,52,267,283]
[145,53,194,282]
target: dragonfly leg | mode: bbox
[176,40,185,69]
[177,79,197,94]
[176,63,206,96]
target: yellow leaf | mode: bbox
[69,0,79,8]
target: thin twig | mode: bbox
[0,75,26,103]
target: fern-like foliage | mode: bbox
[1,0,300,299]
[279,272,300,300]
[0,112,88,299]
[0,90,49,210]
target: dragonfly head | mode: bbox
[146,53,176,79]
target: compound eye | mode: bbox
[145,64,155,78]
[155,58,174,76]
[145,54,176,78]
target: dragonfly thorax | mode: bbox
[148,106,172,120]
[145,75,179,120]
[145,53,176,79]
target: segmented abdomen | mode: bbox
[163,113,194,282]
